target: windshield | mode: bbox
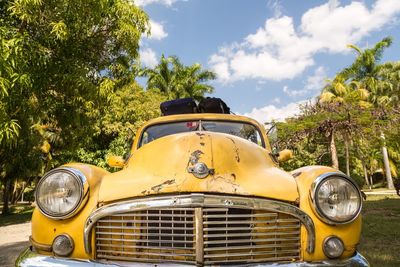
[139,120,264,148]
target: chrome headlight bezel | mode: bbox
[35,167,89,220]
[310,172,362,225]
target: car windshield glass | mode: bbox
[139,120,263,147]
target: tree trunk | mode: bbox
[344,137,350,176]
[2,177,11,215]
[369,174,374,189]
[11,179,18,204]
[329,130,339,169]
[381,132,394,189]
[362,162,370,190]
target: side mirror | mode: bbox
[277,149,293,163]
[107,155,125,168]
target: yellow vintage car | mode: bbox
[17,112,369,266]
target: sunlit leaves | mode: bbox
[142,55,216,101]
[50,21,68,40]
[0,119,21,148]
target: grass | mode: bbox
[359,194,400,267]
[0,203,34,227]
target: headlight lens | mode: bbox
[311,173,362,224]
[36,168,87,219]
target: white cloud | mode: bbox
[267,0,283,17]
[210,0,400,83]
[134,0,179,6]
[305,66,326,91]
[147,20,168,40]
[244,101,306,123]
[283,66,327,97]
[140,48,158,67]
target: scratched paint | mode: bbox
[227,137,240,163]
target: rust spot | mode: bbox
[292,172,302,178]
[151,179,176,193]
[196,132,205,137]
[189,150,204,164]
[227,137,240,163]
[200,142,205,146]
[207,175,243,194]
[231,173,236,180]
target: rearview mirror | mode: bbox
[107,155,125,168]
[277,149,293,163]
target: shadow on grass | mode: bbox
[359,197,400,267]
[0,203,34,227]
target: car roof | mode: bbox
[141,113,264,128]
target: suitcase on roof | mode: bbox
[160,98,198,116]
[198,97,230,114]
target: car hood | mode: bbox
[98,131,299,203]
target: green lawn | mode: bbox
[359,195,400,267]
[0,203,34,227]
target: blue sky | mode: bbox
[136,0,400,123]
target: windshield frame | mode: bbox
[137,119,266,149]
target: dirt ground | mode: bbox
[0,222,30,267]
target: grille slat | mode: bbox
[204,237,300,245]
[203,249,301,258]
[204,231,300,238]
[97,231,195,237]
[204,243,300,251]
[97,243,195,251]
[95,205,301,265]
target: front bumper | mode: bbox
[17,247,369,267]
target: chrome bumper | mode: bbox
[16,247,369,267]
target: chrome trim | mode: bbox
[194,207,203,264]
[16,247,370,266]
[309,172,362,225]
[84,194,315,254]
[35,167,89,220]
[29,236,52,252]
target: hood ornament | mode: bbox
[187,162,214,179]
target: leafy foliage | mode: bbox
[0,0,149,214]
[275,37,400,189]
[142,55,216,101]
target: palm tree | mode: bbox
[141,55,177,99]
[338,37,395,189]
[175,63,216,101]
[320,76,370,174]
[141,55,216,101]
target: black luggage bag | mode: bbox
[160,98,198,116]
[198,97,231,114]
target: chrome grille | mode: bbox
[95,205,301,265]
[96,208,196,264]
[203,207,300,264]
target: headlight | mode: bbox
[310,172,362,224]
[36,167,88,219]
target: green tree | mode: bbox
[73,82,166,168]
[142,55,216,100]
[0,0,149,214]
[339,37,396,189]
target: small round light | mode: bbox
[311,173,362,224]
[323,236,344,259]
[52,234,74,257]
[36,168,87,219]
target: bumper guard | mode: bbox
[16,247,369,267]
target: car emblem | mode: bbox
[187,162,214,179]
